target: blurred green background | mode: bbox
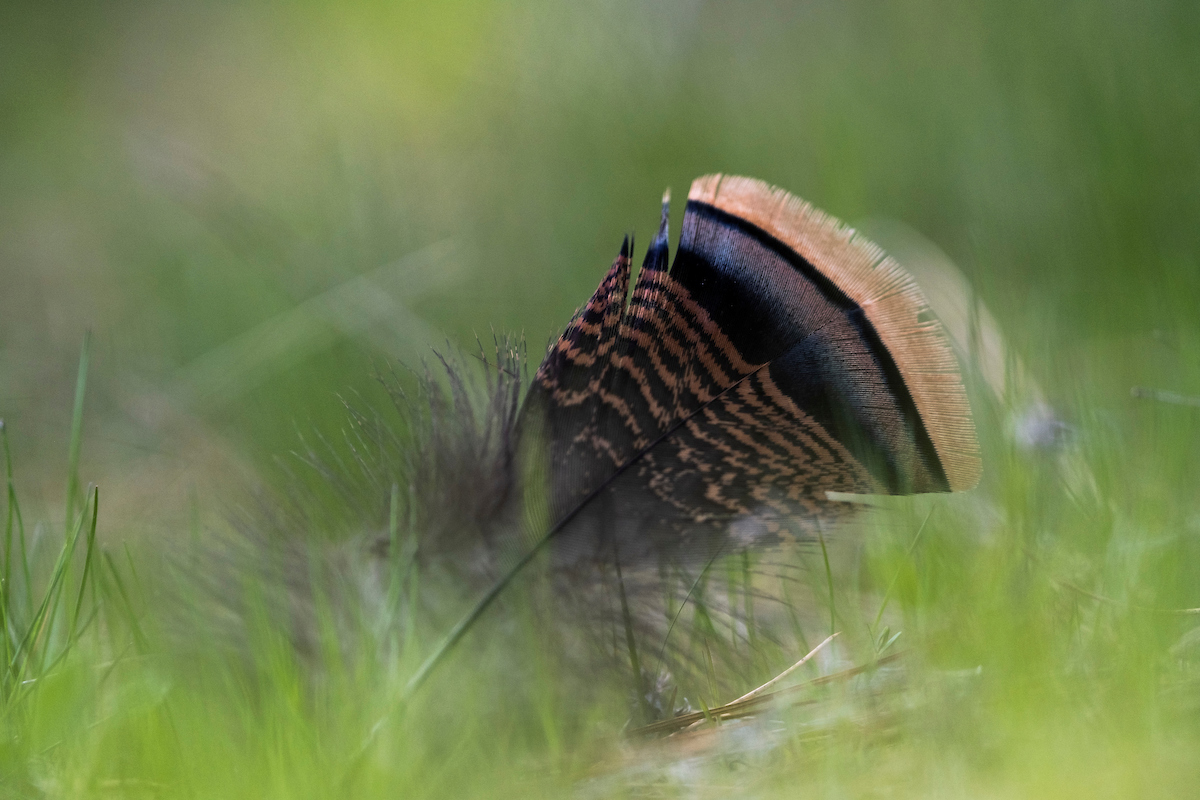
[4,0,1198,491]
[3,1,1200,795]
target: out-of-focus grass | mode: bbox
[2,0,1200,797]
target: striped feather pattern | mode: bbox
[520,177,980,565]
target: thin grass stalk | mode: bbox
[69,486,100,643]
[18,518,32,632]
[870,507,935,638]
[742,550,757,653]
[383,483,403,628]
[402,543,420,666]
[614,551,649,721]
[101,553,143,653]
[45,334,92,673]
[64,332,91,525]
[653,549,723,677]
[817,526,836,638]
[2,421,33,647]
[1,420,13,670]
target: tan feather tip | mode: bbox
[688,174,982,491]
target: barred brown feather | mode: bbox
[520,176,980,566]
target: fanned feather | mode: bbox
[522,175,979,566]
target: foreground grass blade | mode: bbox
[9,490,92,685]
[65,332,91,524]
[1,335,100,706]
[69,486,99,642]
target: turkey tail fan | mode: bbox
[524,175,980,565]
[405,176,981,696]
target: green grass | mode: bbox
[1,326,1198,798]
[3,0,1200,797]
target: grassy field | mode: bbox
[3,0,1200,797]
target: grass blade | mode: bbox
[69,486,100,642]
[65,332,92,525]
[1,420,13,670]
[103,551,146,653]
[5,492,90,693]
[817,526,836,639]
[871,508,935,638]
